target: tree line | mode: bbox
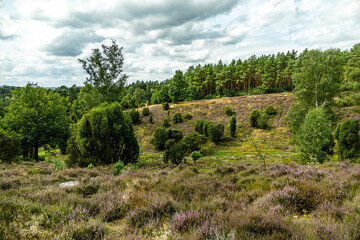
[0,40,360,165]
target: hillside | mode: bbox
[2,93,360,239]
[136,93,295,151]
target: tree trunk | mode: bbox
[34,142,39,161]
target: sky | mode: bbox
[0,0,360,87]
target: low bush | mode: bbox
[224,106,234,116]
[335,97,353,107]
[171,112,183,125]
[164,139,186,164]
[265,105,277,116]
[249,109,271,129]
[190,151,202,162]
[151,127,183,150]
[112,160,125,176]
[183,112,192,120]
[182,132,207,153]
[208,123,225,143]
[148,114,153,123]
[129,108,141,124]
[162,118,170,127]
[142,107,150,116]
[162,102,169,110]
[195,119,205,134]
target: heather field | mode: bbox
[1,157,360,239]
[1,93,360,239]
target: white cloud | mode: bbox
[0,0,360,86]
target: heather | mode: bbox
[1,159,360,239]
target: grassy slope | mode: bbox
[136,93,296,163]
[1,93,360,239]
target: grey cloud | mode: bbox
[51,0,240,33]
[44,29,104,56]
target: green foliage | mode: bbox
[265,105,277,116]
[249,110,261,128]
[151,127,183,150]
[164,139,186,164]
[87,163,95,169]
[249,108,273,130]
[162,118,170,127]
[142,107,150,116]
[208,123,225,143]
[168,70,188,103]
[296,107,334,164]
[3,83,70,161]
[334,119,360,161]
[224,106,234,116]
[335,97,353,107]
[50,159,64,171]
[78,40,127,103]
[230,116,236,137]
[195,119,205,134]
[182,131,207,153]
[71,85,105,121]
[171,112,183,125]
[148,114,153,123]
[66,102,139,167]
[195,119,224,143]
[258,112,271,130]
[129,108,141,124]
[183,112,192,120]
[202,120,212,137]
[285,103,310,133]
[190,151,202,162]
[162,102,169,110]
[345,43,360,83]
[293,49,343,108]
[0,128,21,162]
[167,110,171,116]
[112,160,125,176]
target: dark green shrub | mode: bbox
[120,100,129,109]
[0,128,20,162]
[142,107,150,116]
[149,114,153,123]
[334,119,360,161]
[249,110,270,129]
[183,112,192,120]
[249,110,261,127]
[202,120,212,137]
[66,102,139,167]
[162,102,169,110]
[258,112,271,129]
[230,116,236,137]
[151,127,183,150]
[182,131,207,153]
[129,108,141,124]
[265,105,277,116]
[225,106,234,116]
[165,128,183,142]
[190,151,202,162]
[172,112,183,125]
[162,118,170,127]
[208,123,224,143]
[195,119,205,134]
[167,110,171,116]
[164,139,186,164]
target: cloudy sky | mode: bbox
[1,0,360,87]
